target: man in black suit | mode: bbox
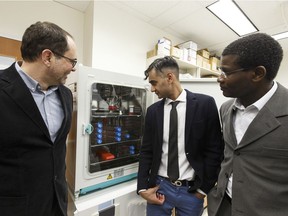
[137,56,223,216]
[0,21,77,216]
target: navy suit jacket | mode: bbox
[137,89,223,194]
[0,63,72,216]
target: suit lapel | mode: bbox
[54,85,69,143]
[237,107,280,148]
[185,90,197,144]
[156,99,164,149]
[237,84,288,149]
[1,64,51,140]
[221,105,238,148]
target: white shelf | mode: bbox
[175,58,198,70]
[147,55,220,81]
[180,78,218,82]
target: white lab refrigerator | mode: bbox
[66,65,149,215]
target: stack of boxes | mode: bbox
[146,37,220,77]
[196,49,210,70]
[209,56,220,71]
[197,49,220,72]
[175,40,197,65]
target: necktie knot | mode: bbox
[170,101,179,110]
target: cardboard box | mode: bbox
[146,48,157,58]
[210,62,218,71]
[182,48,197,63]
[188,49,197,59]
[158,37,172,46]
[177,40,198,50]
[202,58,211,69]
[187,57,197,65]
[197,49,210,59]
[157,43,171,56]
[209,57,220,71]
[209,57,219,64]
[171,46,181,59]
[146,43,170,58]
[196,54,203,67]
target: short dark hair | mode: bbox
[222,33,283,80]
[144,56,179,80]
[21,21,73,62]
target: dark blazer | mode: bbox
[0,63,73,216]
[208,83,288,216]
[137,89,223,194]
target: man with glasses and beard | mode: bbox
[0,21,77,216]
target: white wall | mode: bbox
[0,1,84,63]
[275,50,288,88]
[87,1,184,78]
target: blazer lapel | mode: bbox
[221,104,238,148]
[156,99,164,149]
[237,83,288,149]
[185,90,197,144]
[1,64,51,140]
[54,85,69,143]
[237,108,280,148]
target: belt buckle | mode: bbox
[171,180,182,186]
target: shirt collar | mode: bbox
[15,61,58,93]
[165,88,186,105]
[233,81,278,111]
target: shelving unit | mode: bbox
[147,55,220,82]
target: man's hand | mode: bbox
[194,191,206,199]
[139,186,165,205]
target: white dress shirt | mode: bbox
[158,89,195,181]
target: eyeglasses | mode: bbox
[218,67,250,79]
[52,51,77,68]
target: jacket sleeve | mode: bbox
[137,106,154,193]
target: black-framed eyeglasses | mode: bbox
[218,67,251,79]
[52,51,77,68]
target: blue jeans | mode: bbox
[147,176,204,216]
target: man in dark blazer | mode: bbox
[208,33,288,216]
[0,22,77,216]
[137,56,223,216]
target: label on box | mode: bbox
[158,37,172,46]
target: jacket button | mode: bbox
[235,151,240,156]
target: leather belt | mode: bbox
[164,177,192,187]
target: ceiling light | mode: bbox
[272,31,288,40]
[207,0,258,36]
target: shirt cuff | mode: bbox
[138,189,147,194]
[196,189,207,196]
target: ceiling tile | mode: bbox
[149,1,203,28]
[122,1,179,20]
